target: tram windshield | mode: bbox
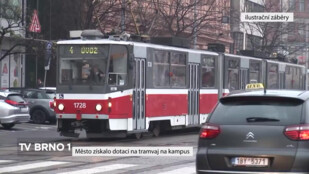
[58,45,109,85]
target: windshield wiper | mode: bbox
[246,117,280,122]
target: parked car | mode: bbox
[8,88,56,124]
[196,89,309,173]
[0,91,30,129]
[39,87,56,99]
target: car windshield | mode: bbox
[59,45,109,85]
[209,96,303,126]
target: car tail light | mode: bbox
[49,101,54,109]
[5,99,19,106]
[200,123,220,139]
[284,124,309,141]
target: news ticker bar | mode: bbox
[17,142,193,157]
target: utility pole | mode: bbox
[193,0,197,49]
[121,0,126,32]
[305,25,309,90]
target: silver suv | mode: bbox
[0,91,30,129]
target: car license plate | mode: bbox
[231,157,268,167]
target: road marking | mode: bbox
[0,160,14,164]
[0,161,68,173]
[57,164,136,174]
[157,166,195,174]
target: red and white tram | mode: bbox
[53,30,306,138]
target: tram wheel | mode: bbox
[152,123,160,137]
[135,133,143,139]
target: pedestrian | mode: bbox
[37,78,43,88]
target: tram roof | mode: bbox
[57,39,219,56]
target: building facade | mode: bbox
[0,0,26,88]
[230,0,265,54]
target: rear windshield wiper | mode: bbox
[246,117,280,122]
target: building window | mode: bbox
[289,0,295,11]
[246,0,264,12]
[299,0,305,12]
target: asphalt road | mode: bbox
[0,123,200,174]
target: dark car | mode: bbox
[196,89,309,173]
[8,88,56,124]
[0,91,30,129]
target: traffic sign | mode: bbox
[29,10,41,33]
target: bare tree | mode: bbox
[233,0,307,59]
[90,0,231,47]
[92,0,122,34]
[0,0,24,51]
[131,0,230,40]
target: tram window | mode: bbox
[201,56,215,88]
[59,45,109,85]
[249,61,260,83]
[225,58,239,91]
[228,69,239,90]
[153,50,186,87]
[286,66,293,89]
[289,67,300,89]
[59,59,107,85]
[153,50,170,87]
[170,52,186,87]
[108,45,128,86]
[267,63,279,89]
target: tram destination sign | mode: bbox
[59,45,108,58]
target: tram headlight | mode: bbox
[96,104,102,111]
[58,103,65,111]
[53,101,57,107]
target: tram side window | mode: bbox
[153,50,170,87]
[249,61,261,83]
[286,66,301,89]
[153,50,186,87]
[170,52,186,87]
[285,66,293,89]
[201,56,216,88]
[108,45,128,86]
[267,63,279,89]
[225,58,239,91]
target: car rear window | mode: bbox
[7,94,26,103]
[209,96,303,126]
